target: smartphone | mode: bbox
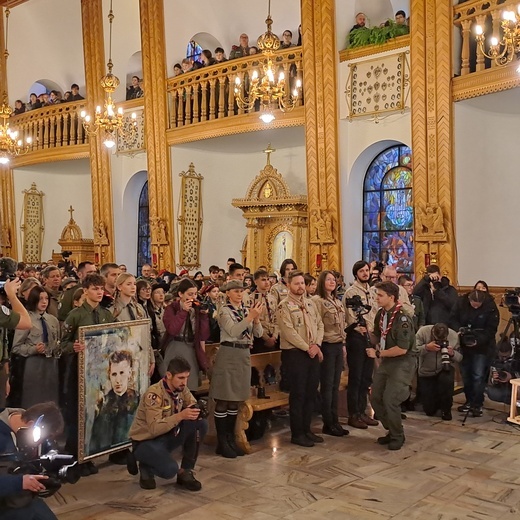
[0,281,6,290]
[254,292,263,304]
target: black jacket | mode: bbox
[449,293,499,355]
[413,275,458,325]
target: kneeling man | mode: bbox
[129,357,208,490]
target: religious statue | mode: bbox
[263,182,273,199]
[151,218,168,245]
[0,225,11,248]
[95,220,109,245]
[310,209,335,244]
[416,203,447,241]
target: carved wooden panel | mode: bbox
[21,183,44,264]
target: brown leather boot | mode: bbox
[347,415,368,429]
[360,414,379,426]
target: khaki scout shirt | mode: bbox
[370,284,415,319]
[343,281,377,331]
[250,291,278,340]
[129,380,197,441]
[277,295,324,351]
[270,281,289,306]
[312,295,346,344]
[373,305,417,356]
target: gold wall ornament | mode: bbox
[94,220,109,246]
[309,209,334,245]
[345,51,410,122]
[177,163,203,269]
[116,108,145,156]
[20,182,44,264]
[410,0,457,282]
[81,0,115,263]
[416,203,447,241]
[232,145,308,273]
[54,206,95,266]
[139,0,174,271]
[0,167,17,257]
[302,0,342,272]
[150,217,168,246]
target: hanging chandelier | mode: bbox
[0,5,31,165]
[234,0,302,124]
[81,0,137,149]
[475,7,520,69]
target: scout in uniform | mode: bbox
[277,270,324,447]
[367,281,417,451]
[270,258,297,306]
[129,356,207,491]
[250,269,279,354]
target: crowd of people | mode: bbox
[12,84,85,116]
[0,252,513,516]
[172,28,301,76]
[348,10,410,46]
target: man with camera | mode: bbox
[416,323,461,420]
[128,356,208,491]
[1,258,32,408]
[486,339,520,405]
[450,289,499,417]
[0,402,64,519]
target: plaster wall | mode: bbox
[12,159,93,262]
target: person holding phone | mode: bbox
[250,269,278,354]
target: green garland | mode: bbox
[348,20,409,49]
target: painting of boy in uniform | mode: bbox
[89,350,140,453]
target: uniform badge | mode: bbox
[1,305,11,316]
[145,392,162,406]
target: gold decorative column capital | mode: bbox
[410,0,457,281]
[139,0,174,271]
[81,0,115,263]
[301,0,342,273]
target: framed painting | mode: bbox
[78,319,151,462]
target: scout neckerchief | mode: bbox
[379,303,402,351]
[287,293,315,344]
[162,377,182,436]
[326,296,345,328]
[226,301,251,341]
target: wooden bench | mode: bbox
[235,350,348,454]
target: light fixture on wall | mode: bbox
[81,0,137,149]
[234,0,302,124]
[0,5,31,165]
[475,8,520,69]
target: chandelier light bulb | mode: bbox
[26,137,32,144]
[104,139,116,149]
[491,36,499,47]
[293,89,298,97]
[475,25,483,36]
[267,69,275,82]
[80,110,86,118]
[235,76,241,86]
[0,156,9,165]
[259,111,275,123]
[96,106,101,114]
[279,71,285,81]
[117,107,123,116]
[296,79,302,88]
[131,112,137,120]
[252,70,259,80]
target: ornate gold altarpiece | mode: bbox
[52,206,95,266]
[20,183,44,263]
[232,146,308,273]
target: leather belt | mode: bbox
[221,341,250,349]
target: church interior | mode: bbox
[1,0,520,518]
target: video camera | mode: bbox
[459,326,478,348]
[503,288,520,317]
[344,294,372,335]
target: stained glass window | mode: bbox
[186,40,203,63]
[363,145,414,273]
[137,181,151,274]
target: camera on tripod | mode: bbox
[503,288,520,316]
[344,295,372,330]
[438,340,451,371]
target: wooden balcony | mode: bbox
[453,0,520,101]
[165,47,304,145]
[9,101,89,167]
[339,35,410,62]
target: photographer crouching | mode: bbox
[128,357,208,490]
[417,323,462,420]
[486,338,520,406]
[450,289,499,417]
[0,402,66,520]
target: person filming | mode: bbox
[416,323,461,420]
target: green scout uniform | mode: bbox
[57,283,81,322]
[61,301,115,456]
[371,305,417,443]
[0,306,20,407]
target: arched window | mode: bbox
[186,40,203,63]
[363,145,414,273]
[137,181,151,274]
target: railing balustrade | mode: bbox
[453,0,519,75]
[9,101,88,151]
[166,47,303,129]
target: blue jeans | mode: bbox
[0,498,57,520]
[134,419,208,479]
[460,352,489,408]
[486,384,511,405]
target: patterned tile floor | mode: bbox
[48,396,520,519]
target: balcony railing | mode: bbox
[10,101,88,151]
[166,47,303,129]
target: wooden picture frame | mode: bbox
[78,319,151,462]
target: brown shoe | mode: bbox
[360,414,379,426]
[347,415,368,429]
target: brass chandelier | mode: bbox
[81,0,137,149]
[475,8,520,68]
[234,0,302,124]
[0,5,31,165]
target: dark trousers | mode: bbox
[0,498,57,520]
[486,384,511,405]
[320,342,344,426]
[460,351,489,408]
[371,357,415,442]
[285,348,320,437]
[134,419,208,478]
[280,348,292,392]
[418,366,455,416]
[346,333,374,417]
